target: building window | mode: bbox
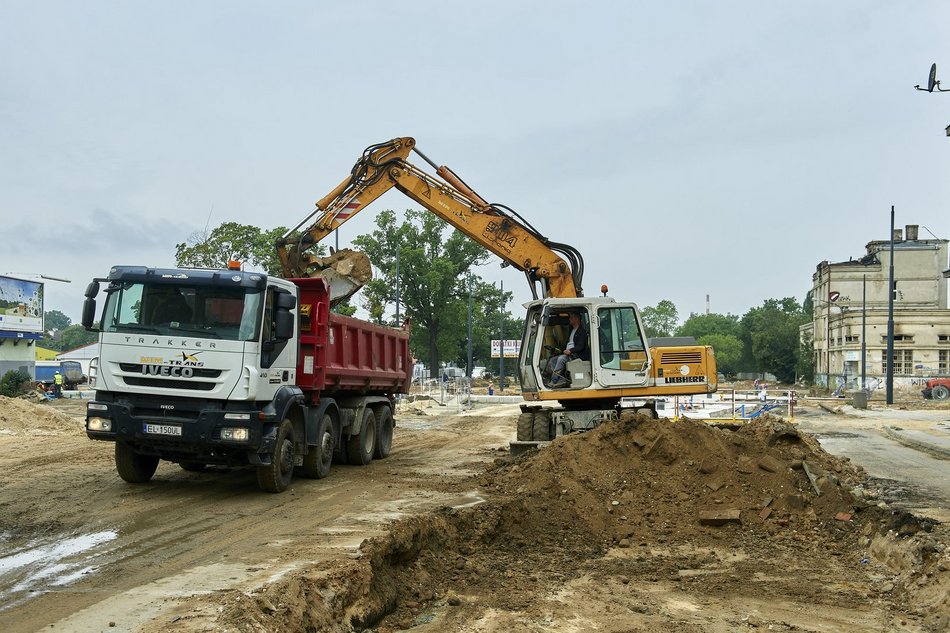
[882,350,914,374]
[940,350,949,373]
[939,335,950,344]
[845,335,859,343]
[882,335,914,343]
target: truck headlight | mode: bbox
[87,402,108,413]
[87,417,112,432]
[220,427,249,441]
[223,412,251,421]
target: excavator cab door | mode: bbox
[593,304,650,388]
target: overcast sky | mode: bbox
[3,1,950,325]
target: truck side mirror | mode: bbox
[81,298,98,330]
[275,310,294,340]
[276,292,297,310]
[84,281,100,298]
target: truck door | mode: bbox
[255,286,297,396]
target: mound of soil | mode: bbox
[177,414,950,632]
[0,396,84,436]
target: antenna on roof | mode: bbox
[915,63,950,92]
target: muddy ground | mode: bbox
[0,395,948,632]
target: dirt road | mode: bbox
[1,396,948,632]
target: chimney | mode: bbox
[905,224,919,241]
[893,228,903,241]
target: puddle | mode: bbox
[0,529,117,610]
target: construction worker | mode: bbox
[53,370,63,398]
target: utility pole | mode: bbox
[886,206,895,404]
[861,274,867,394]
[498,280,505,392]
[467,274,473,379]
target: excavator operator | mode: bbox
[544,312,589,387]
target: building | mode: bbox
[803,224,950,392]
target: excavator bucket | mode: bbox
[298,248,373,306]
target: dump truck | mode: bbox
[81,264,411,492]
[34,360,84,389]
[276,137,717,449]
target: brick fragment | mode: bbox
[699,509,742,526]
[736,455,756,474]
[835,512,853,522]
[759,507,773,520]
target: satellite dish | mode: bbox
[928,63,937,92]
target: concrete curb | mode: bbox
[882,426,950,461]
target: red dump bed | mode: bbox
[291,277,411,396]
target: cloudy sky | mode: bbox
[3,1,949,324]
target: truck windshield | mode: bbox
[102,282,263,342]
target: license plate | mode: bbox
[143,423,182,436]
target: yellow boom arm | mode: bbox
[276,137,583,300]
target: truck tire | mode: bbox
[517,412,534,441]
[179,461,206,472]
[257,419,295,493]
[115,442,159,484]
[933,385,950,401]
[532,411,553,441]
[346,409,376,466]
[301,413,334,479]
[374,406,393,459]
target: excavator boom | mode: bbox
[277,137,583,300]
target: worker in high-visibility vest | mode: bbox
[53,371,63,398]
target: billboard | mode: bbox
[0,275,44,334]
[491,339,521,358]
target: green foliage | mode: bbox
[175,222,303,275]
[352,209,493,372]
[697,333,743,376]
[640,300,679,338]
[1,370,32,397]
[796,330,816,384]
[740,297,809,383]
[676,312,740,340]
[44,310,71,332]
[59,324,98,351]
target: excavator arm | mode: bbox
[276,137,584,300]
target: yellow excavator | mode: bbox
[276,137,716,446]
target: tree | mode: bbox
[739,297,809,383]
[697,333,743,376]
[175,222,303,275]
[44,310,71,332]
[352,209,492,373]
[59,324,98,351]
[676,312,740,340]
[640,300,679,338]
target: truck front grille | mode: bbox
[123,377,217,391]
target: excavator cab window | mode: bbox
[597,307,648,372]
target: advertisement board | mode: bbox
[490,339,521,358]
[0,275,44,334]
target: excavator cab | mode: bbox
[520,298,652,396]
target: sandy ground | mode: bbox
[0,394,948,632]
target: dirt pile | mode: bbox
[0,396,84,436]
[173,414,949,632]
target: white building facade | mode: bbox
[804,224,950,392]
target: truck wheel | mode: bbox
[532,411,553,441]
[374,407,393,459]
[115,442,159,483]
[257,419,295,493]
[179,461,206,472]
[933,385,950,401]
[346,409,376,466]
[517,412,534,441]
[301,413,334,479]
